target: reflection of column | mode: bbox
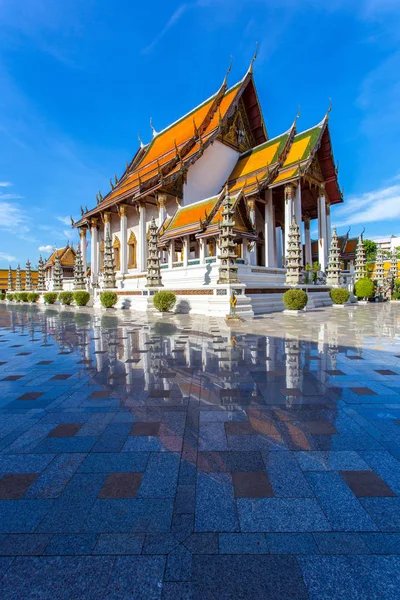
[90,219,99,284]
[158,193,167,225]
[284,185,294,261]
[80,227,87,274]
[264,189,275,267]
[304,216,312,266]
[140,329,150,390]
[202,340,208,372]
[138,202,147,272]
[276,226,283,268]
[248,198,256,266]
[120,205,128,274]
[318,187,327,271]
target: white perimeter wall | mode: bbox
[183,140,239,206]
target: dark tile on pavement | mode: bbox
[232,472,274,498]
[0,474,39,499]
[340,471,396,497]
[98,473,143,499]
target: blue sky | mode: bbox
[1,0,400,266]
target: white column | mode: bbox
[248,198,256,265]
[183,236,189,267]
[304,217,312,266]
[79,227,87,274]
[138,202,146,272]
[158,193,167,225]
[284,185,294,262]
[120,205,128,274]
[264,189,275,267]
[90,219,99,284]
[276,226,283,268]
[104,212,111,239]
[199,239,205,265]
[294,183,302,254]
[168,240,174,269]
[326,202,331,253]
[318,187,328,271]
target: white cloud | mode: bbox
[57,216,71,226]
[142,4,188,54]
[335,180,400,227]
[38,245,54,253]
[0,252,17,262]
[0,181,12,187]
[62,229,72,239]
[0,201,27,231]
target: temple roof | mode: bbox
[75,70,268,225]
[227,127,293,195]
[44,245,76,269]
[159,190,256,242]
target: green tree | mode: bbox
[363,239,377,262]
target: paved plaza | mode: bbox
[0,303,400,598]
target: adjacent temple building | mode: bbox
[73,60,342,315]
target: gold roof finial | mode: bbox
[150,117,158,138]
[248,42,258,74]
[223,55,233,87]
[327,98,333,118]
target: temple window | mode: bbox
[189,235,199,259]
[127,231,137,269]
[113,235,120,270]
[235,242,242,259]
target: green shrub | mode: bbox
[0,293,5,301]
[354,277,374,300]
[153,291,177,313]
[283,288,308,310]
[59,291,74,306]
[43,292,58,305]
[6,293,14,301]
[27,293,39,303]
[100,291,118,308]
[393,292,400,300]
[73,291,90,306]
[330,288,350,305]
[18,292,29,303]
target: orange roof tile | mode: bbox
[162,196,220,238]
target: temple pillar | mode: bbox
[276,226,283,268]
[158,193,167,225]
[183,236,189,267]
[294,183,302,260]
[317,186,328,271]
[119,205,128,274]
[168,240,174,269]
[304,216,312,266]
[138,202,146,272]
[104,212,111,238]
[79,227,87,275]
[284,185,294,262]
[326,201,331,251]
[264,189,275,267]
[248,198,256,265]
[90,218,99,284]
[199,238,205,265]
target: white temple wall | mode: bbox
[183,141,239,206]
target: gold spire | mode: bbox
[248,42,258,74]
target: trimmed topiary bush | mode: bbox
[330,288,350,305]
[43,292,58,305]
[27,293,39,303]
[6,293,14,301]
[59,291,74,306]
[0,293,5,301]
[18,292,29,303]
[100,291,118,308]
[73,291,90,306]
[354,277,374,300]
[283,288,308,310]
[153,291,177,313]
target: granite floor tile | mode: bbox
[340,470,396,497]
[0,473,39,499]
[47,423,82,437]
[130,422,161,436]
[237,498,331,532]
[232,472,274,498]
[104,556,165,599]
[98,472,143,499]
[266,533,318,555]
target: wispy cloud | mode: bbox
[0,181,12,187]
[57,216,71,226]
[38,244,54,253]
[142,4,189,54]
[0,252,17,262]
[0,200,28,231]
[335,179,400,227]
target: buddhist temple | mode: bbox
[73,61,343,315]
[44,246,76,285]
